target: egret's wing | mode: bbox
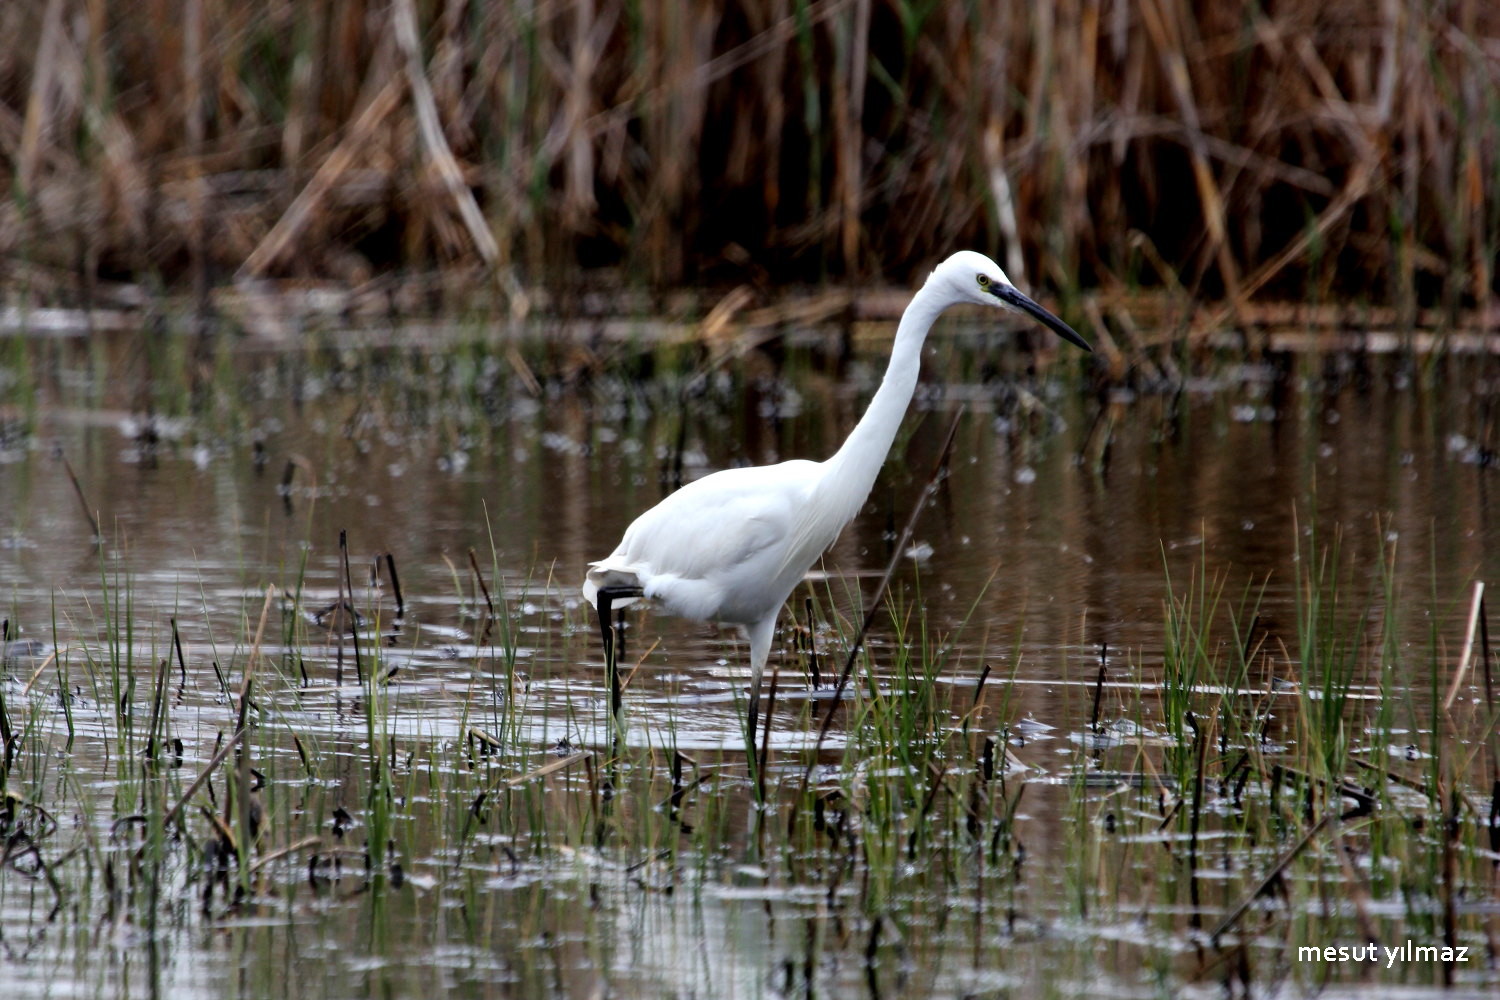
[615,464,812,579]
[637,460,851,586]
[583,457,865,623]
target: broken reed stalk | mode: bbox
[339,530,364,685]
[1210,813,1333,942]
[165,725,246,828]
[20,649,56,697]
[467,726,503,754]
[1090,644,1107,734]
[384,553,405,618]
[0,622,12,756]
[467,547,496,646]
[56,450,101,540]
[0,675,12,764]
[1443,581,1486,711]
[145,656,169,759]
[964,661,993,733]
[248,835,324,874]
[484,751,590,795]
[220,585,276,857]
[171,617,188,688]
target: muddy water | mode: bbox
[1,323,1497,998]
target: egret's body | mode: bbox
[583,251,1090,736]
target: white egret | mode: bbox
[583,250,1090,738]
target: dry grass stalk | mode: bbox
[237,72,404,280]
[1443,582,1487,712]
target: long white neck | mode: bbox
[817,278,949,521]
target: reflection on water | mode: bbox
[1,323,1497,997]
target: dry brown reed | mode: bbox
[1,0,1497,318]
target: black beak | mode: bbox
[992,284,1091,352]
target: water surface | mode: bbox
[1,320,1496,997]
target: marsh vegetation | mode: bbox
[0,323,1497,998]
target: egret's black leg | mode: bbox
[746,686,760,755]
[616,604,627,663]
[595,585,641,720]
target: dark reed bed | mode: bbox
[3,1,1498,328]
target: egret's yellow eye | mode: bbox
[977,274,990,288]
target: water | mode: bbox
[1,321,1497,998]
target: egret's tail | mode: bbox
[582,560,646,609]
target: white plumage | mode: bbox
[583,250,1091,737]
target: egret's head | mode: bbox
[930,250,1091,352]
